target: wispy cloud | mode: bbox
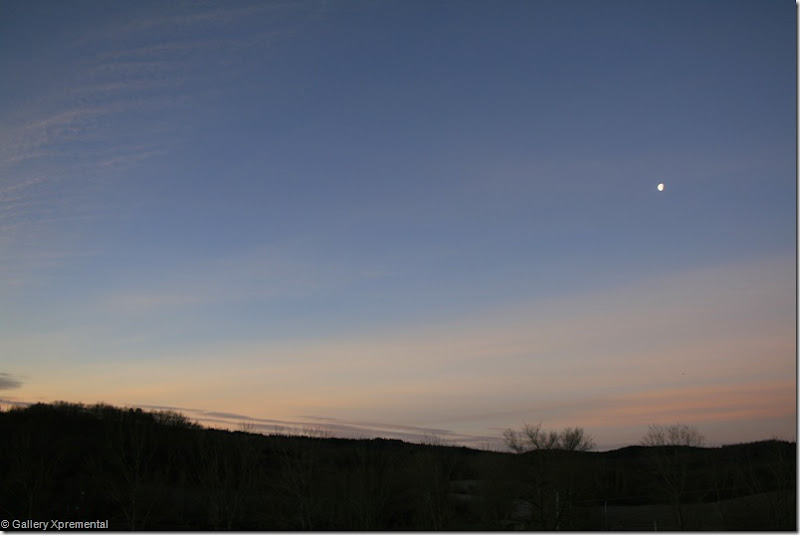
[81,401,497,446]
[99,245,389,314]
[0,2,326,288]
[0,373,23,390]
[110,292,208,312]
[8,253,790,448]
[1,1,331,286]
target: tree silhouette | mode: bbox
[641,423,705,447]
[501,424,597,528]
[503,423,596,453]
[640,423,705,529]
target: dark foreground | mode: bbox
[0,402,795,530]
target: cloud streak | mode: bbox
[7,254,792,449]
[1,1,332,290]
[0,373,23,390]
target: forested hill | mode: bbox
[0,402,794,530]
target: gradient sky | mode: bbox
[1,0,795,450]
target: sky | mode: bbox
[0,0,796,450]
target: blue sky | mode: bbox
[1,0,795,449]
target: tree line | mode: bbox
[0,402,794,530]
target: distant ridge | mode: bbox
[1,402,794,530]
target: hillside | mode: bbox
[0,402,794,530]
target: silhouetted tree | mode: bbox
[6,418,59,517]
[503,423,596,453]
[736,439,796,529]
[277,439,320,529]
[89,410,158,530]
[640,423,705,529]
[411,446,457,529]
[641,423,705,447]
[501,424,597,529]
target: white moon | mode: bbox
[657,183,664,192]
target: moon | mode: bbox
[657,183,664,192]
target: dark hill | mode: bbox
[0,402,794,530]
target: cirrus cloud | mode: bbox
[0,373,23,390]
